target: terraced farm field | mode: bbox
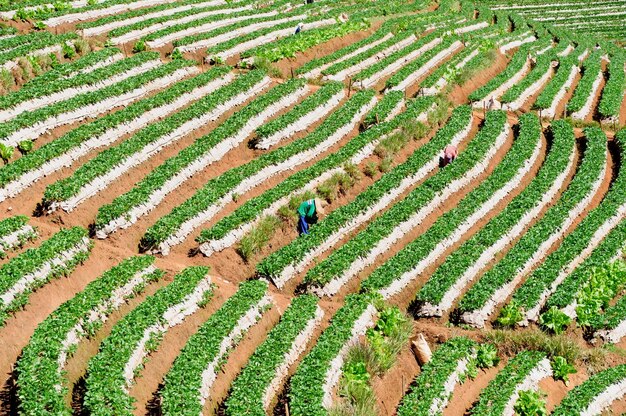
[1,0,626,415]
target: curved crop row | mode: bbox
[256,105,473,289]
[94,74,309,238]
[457,124,604,326]
[139,89,377,254]
[16,256,162,415]
[0,57,197,146]
[566,50,603,118]
[197,97,435,258]
[386,36,463,92]
[0,215,37,258]
[254,81,343,150]
[160,279,272,415]
[397,337,478,416]
[509,128,626,323]
[0,50,156,122]
[359,111,511,298]
[42,69,269,212]
[288,294,377,416]
[0,226,92,326]
[416,113,564,317]
[84,266,211,416]
[0,66,231,204]
[469,351,552,416]
[598,52,626,120]
[552,364,626,415]
[225,294,323,416]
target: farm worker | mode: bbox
[443,144,458,167]
[297,198,326,235]
[294,22,304,35]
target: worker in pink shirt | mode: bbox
[443,144,458,167]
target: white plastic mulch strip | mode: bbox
[0,65,199,147]
[430,356,475,414]
[357,37,443,90]
[198,126,400,257]
[500,35,537,54]
[422,49,480,96]
[95,79,311,239]
[156,96,378,255]
[43,0,227,26]
[524,203,626,323]
[321,304,377,410]
[198,294,273,408]
[461,144,591,327]
[571,71,604,121]
[54,75,270,213]
[0,237,91,307]
[275,116,473,292]
[81,2,252,37]
[178,13,306,52]
[472,58,532,109]
[579,378,626,416]
[325,35,418,82]
[504,64,555,111]
[0,71,227,205]
[255,88,344,150]
[212,18,336,61]
[301,33,394,79]
[262,305,324,410]
[377,124,513,300]
[0,59,162,123]
[389,40,463,92]
[66,52,126,78]
[419,135,551,318]
[544,64,579,119]
[454,21,489,34]
[122,9,279,46]
[56,265,158,374]
[122,274,212,388]
[0,225,36,256]
[502,358,553,416]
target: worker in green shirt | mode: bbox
[297,198,326,235]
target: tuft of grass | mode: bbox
[485,328,611,374]
[237,215,280,262]
[252,56,282,78]
[330,345,379,416]
[317,171,357,203]
[277,190,316,223]
[378,157,392,173]
[0,68,15,93]
[363,162,378,178]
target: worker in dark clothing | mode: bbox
[297,198,326,235]
[294,22,304,34]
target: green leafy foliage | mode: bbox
[85,266,210,416]
[513,390,547,416]
[551,356,576,384]
[289,294,372,416]
[0,65,231,194]
[0,227,92,326]
[470,351,547,415]
[539,306,571,335]
[17,256,161,415]
[140,89,376,251]
[225,295,319,416]
[161,280,269,415]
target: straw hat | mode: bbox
[314,198,326,216]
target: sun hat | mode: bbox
[314,198,326,216]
